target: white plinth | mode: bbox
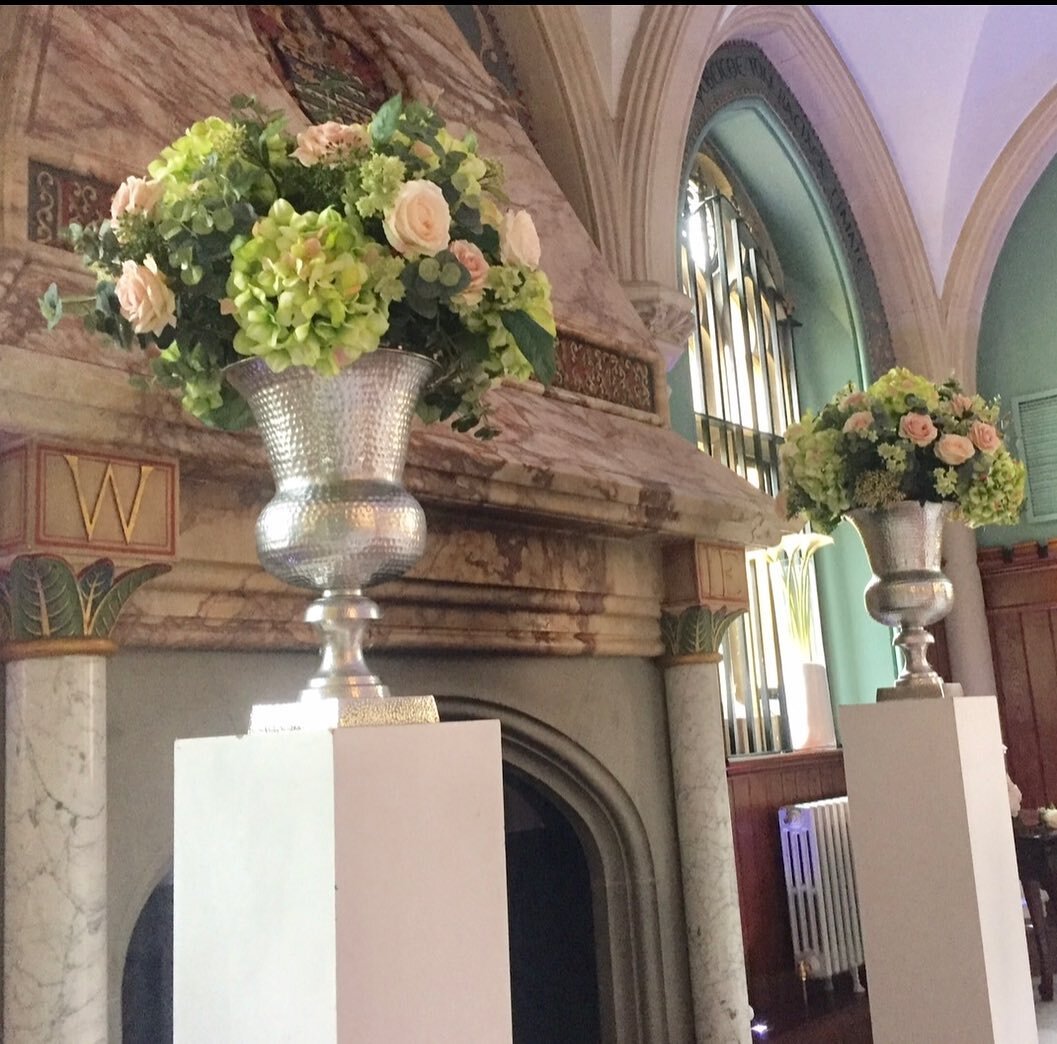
[840,697,1035,1044]
[173,721,512,1044]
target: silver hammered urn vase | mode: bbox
[846,500,955,700]
[227,348,438,726]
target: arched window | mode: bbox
[681,155,825,754]
[676,43,900,755]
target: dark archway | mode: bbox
[122,872,173,1044]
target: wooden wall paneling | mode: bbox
[1022,609,1057,804]
[727,751,847,1012]
[990,608,1046,806]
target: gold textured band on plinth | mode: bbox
[337,695,440,727]
[1,637,119,662]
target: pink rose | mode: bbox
[935,433,975,466]
[950,393,975,416]
[499,210,541,269]
[898,412,938,447]
[842,410,874,435]
[383,180,451,257]
[110,176,165,221]
[292,121,369,166]
[969,420,1001,454]
[840,390,869,411]
[449,239,490,302]
[115,255,176,336]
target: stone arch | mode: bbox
[943,83,1057,391]
[618,5,942,377]
[437,695,670,1044]
[680,40,894,381]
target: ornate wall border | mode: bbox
[681,40,895,380]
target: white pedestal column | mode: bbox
[840,697,1035,1044]
[4,653,109,1044]
[665,660,751,1044]
[174,720,512,1044]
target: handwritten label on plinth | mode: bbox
[0,442,177,558]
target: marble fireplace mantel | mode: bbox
[0,5,789,659]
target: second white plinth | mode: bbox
[174,720,512,1044]
[840,697,1035,1044]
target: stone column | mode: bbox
[4,641,113,1044]
[941,519,997,696]
[661,540,752,1044]
[0,547,170,1044]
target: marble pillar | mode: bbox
[665,658,751,1044]
[941,519,998,696]
[4,650,110,1044]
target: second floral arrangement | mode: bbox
[779,367,1026,532]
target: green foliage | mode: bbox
[0,556,170,639]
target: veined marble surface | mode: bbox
[665,662,752,1044]
[4,655,108,1044]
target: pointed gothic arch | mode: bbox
[437,695,671,1044]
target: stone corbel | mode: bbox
[622,280,696,372]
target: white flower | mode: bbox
[110,176,165,221]
[499,209,541,269]
[115,255,176,336]
[383,180,451,257]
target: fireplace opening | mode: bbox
[504,768,602,1043]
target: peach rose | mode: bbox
[383,180,451,257]
[499,210,541,270]
[898,412,938,447]
[115,255,176,336]
[449,239,490,302]
[969,420,1001,454]
[292,121,369,166]
[840,390,869,411]
[842,410,874,435]
[935,433,975,466]
[950,393,975,416]
[110,176,165,221]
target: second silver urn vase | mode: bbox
[227,348,438,726]
[846,500,955,700]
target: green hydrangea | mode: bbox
[933,467,960,496]
[869,366,940,414]
[349,155,407,219]
[959,449,1027,526]
[227,201,402,374]
[780,424,849,531]
[878,442,909,473]
[149,117,244,186]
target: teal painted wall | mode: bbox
[977,152,1057,549]
[672,102,896,708]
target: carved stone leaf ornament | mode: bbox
[0,554,170,640]
[660,604,748,659]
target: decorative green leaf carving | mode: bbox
[77,560,115,632]
[10,556,82,638]
[0,554,170,641]
[88,562,169,637]
[660,604,748,659]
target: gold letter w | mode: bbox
[65,454,155,543]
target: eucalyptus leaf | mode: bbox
[39,283,63,329]
[370,93,403,144]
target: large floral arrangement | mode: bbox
[40,94,557,437]
[779,367,1026,533]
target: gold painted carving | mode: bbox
[64,454,155,543]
